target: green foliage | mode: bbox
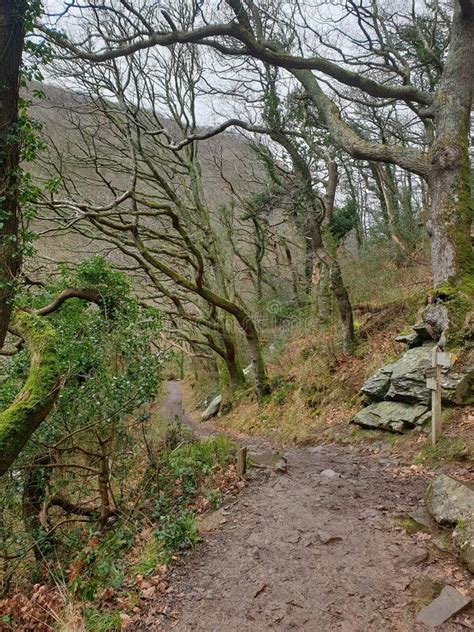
[59,432,233,602]
[330,198,358,242]
[68,526,135,601]
[153,510,199,558]
[204,489,223,509]
[270,376,294,405]
[132,538,162,576]
[83,608,122,632]
[413,435,472,466]
[0,257,163,585]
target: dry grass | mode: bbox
[212,306,413,445]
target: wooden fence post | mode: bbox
[431,345,442,446]
[426,347,454,446]
[236,447,247,476]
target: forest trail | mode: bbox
[131,381,473,631]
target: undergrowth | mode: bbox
[0,422,237,631]
[209,302,418,444]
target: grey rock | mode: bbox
[416,585,471,627]
[201,395,222,421]
[250,450,287,473]
[453,523,474,574]
[427,475,474,525]
[413,322,436,341]
[386,344,434,405]
[317,530,342,544]
[432,535,450,552]
[360,363,395,401]
[284,530,301,544]
[408,506,434,530]
[441,369,473,405]
[398,547,428,567]
[461,538,474,573]
[308,446,325,454]
[352,401,430,433]
[378,457,400,467]
[395,331,424,348]
[371,441,392,450]
[426,475,474,573]
[320,468,339,479]
[422,303,449,340]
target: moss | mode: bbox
[410,576,444,608]
[429,277,473,348]
[395,516,430,535]
[0,310,60,476]
[432,132,474,286]
[414,435,471,466]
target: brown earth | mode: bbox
[128,381,474,632]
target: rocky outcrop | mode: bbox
[360,363,395,401]
[426,475,474,574]
[354,319,473,432]
[385,344,433,405]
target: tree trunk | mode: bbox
[0,0,27,348]
[311,222,356,352]
[22,454,55,561]
[0,311,60,478]
[98,439,113,528]
[311,161,356,352]
[428,0,474,286]
[222,332,245,390]
[370,162,407,257]
[245,325,270,400]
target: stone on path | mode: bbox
[317,530,342,545]
[320,468,339,479]
[427,475,474,524]
[408,506,433,530]
[426,474,474,573]
[398,547,428,567]
[416,586,471,627]
[250,450,287,473]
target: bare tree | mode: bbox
[39,0,473,288]
[39,39,274,397]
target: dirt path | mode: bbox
[132,381,473,631]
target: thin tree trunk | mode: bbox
[370,162,407,256]
[0,0,27,348]
[98,439,113,528]
[22,454,55,561]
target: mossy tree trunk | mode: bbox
[0,311,60,478]
[206,329,245,395]
[0,0,27,348]
[428,1,474,286]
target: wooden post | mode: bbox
[431,345,442,446]
[236,447,247,476]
